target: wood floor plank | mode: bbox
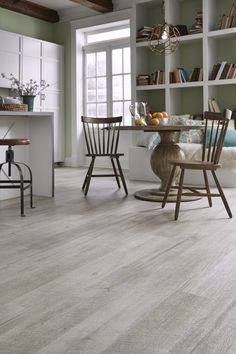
[0,167,236,354]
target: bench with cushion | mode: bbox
[128,114,236,187]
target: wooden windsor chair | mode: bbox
[162,109,233,220]
[81,116,128,196]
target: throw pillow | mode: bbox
[169,114,204,143]
[206,128,236,147]
[136,132,161,150]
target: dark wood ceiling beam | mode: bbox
[70,0,113,13]
[0,0,59,23]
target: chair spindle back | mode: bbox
[81,116,122,156]
[202,109,232,164]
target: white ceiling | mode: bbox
[29,0,76,11]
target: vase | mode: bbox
[22,95,35,112]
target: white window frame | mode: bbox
[85,24,130,44]
[83,34,130,119]
[70,11,132,167]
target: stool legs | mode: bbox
[0,146,33,216]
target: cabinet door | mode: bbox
[21,37,42,110]
[42,91,64,162]
[42,42,63,91]
[0,30,21,87]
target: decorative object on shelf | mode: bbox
[0,73,49,111]
[148,0,180,55]
[0,103,28,112]
[189,11,203,34]
[21,95,35,112]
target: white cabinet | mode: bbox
[41,41,64,162]
[0,31,64,162]
[0,30,21,87]
[132,0,236,115]
[21,37,42,111]
[21,36,64,162]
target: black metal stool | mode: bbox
[0,139,33,216]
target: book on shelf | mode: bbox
[173,69,181,83]
[226,63,234,79]
[208,98,221,113]
[136,26,153,42]
[175,25,188,36]
[209,62,236,80]
[220,15,231,29]
[220,63,231,79]
[231,14,236,27]
[189,67,202,82]
[229,2,236,17]
[219,2,236,28]
[136,74,150,86]
[215,61,227,80]
[208,98,214,112]
[209,63,221,80]
[154,70,165,84]
[179,68,189,82]
[198,68,203,81]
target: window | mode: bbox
[83,25,131,125]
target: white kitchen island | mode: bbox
[0,111,54,200]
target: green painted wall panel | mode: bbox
[0,8,53,41]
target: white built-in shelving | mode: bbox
[131,0,236,115]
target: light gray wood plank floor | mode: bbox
[0,167,236,354]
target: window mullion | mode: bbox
[122,48,125,122]
[107,47,112,117]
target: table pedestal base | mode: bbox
[135,188,201,203]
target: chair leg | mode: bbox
[19,162,34,208]
[175,168,185,221]
[110,157,120,188]
[211,170,232,218]
[84,157,95,196]
[14,163,25,217]
[82,159,94,191]
[162,165,177,208]
[203,170,212,207]
[115,157,128,195]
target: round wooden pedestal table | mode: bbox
[133,125,204,202]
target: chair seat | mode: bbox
[85,153,124,157]
[0,139,30,146]
[168,159,221,170]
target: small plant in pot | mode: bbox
[1,73,49,111]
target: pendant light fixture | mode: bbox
[148,0,180,55]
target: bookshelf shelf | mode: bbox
[169,81,203,88]
[207,27,236,39]
[207,79,236,86]
[132,0,236,115]
[178,33,203,42]
[136,84,165,90]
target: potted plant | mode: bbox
[1,73,49,111]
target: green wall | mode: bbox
[0,7,72,158]
[0,7,53,40]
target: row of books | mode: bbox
[208,98,221,113]
[209,62,236,80]
[136,26,153,42]
[169,67,203,83]
[136,71,165,86]
[219,3,236,29]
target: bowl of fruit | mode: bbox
[145,111,169,126]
